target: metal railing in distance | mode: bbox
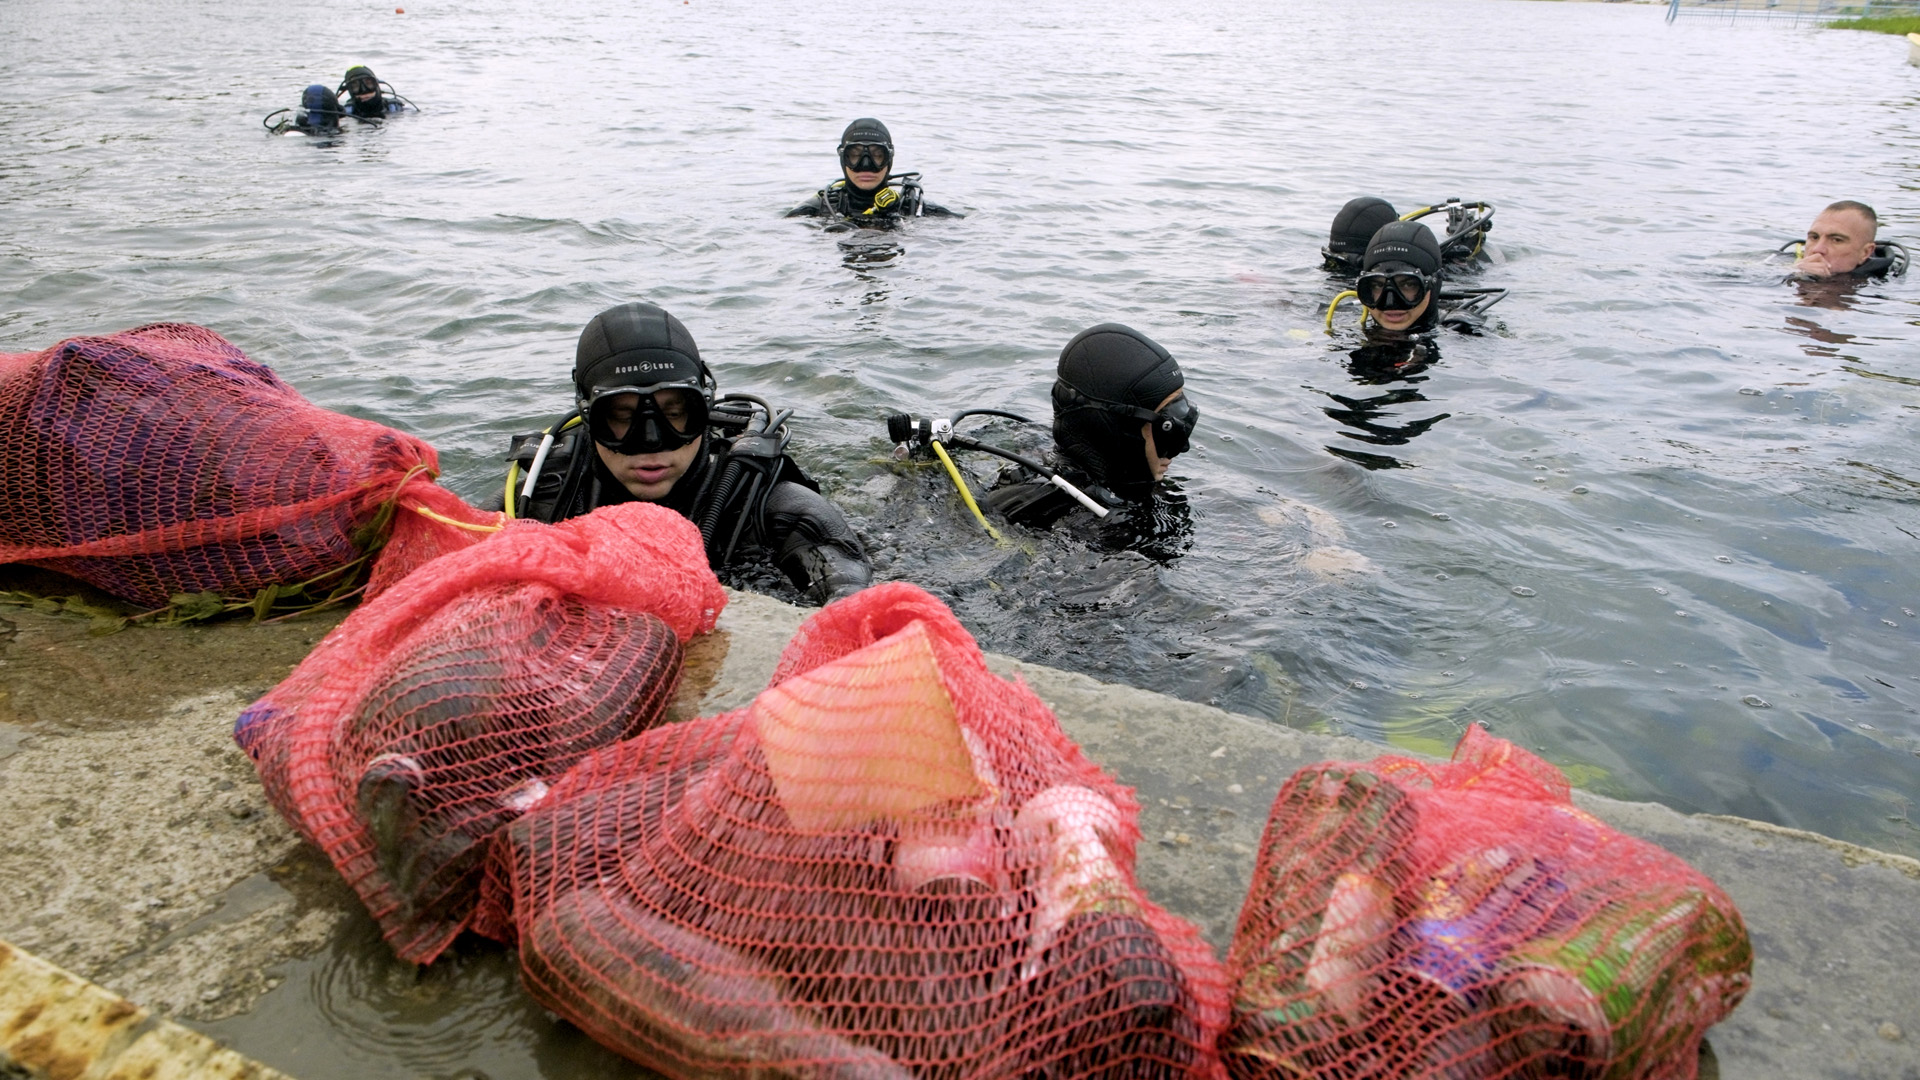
[1668,0,1920,24]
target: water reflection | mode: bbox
[1317,337,1452,470]
[1789,276,1866,312]
[831,230,903,309]
[1781,314,1857,361]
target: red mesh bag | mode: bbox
[1223,726,1751,1080]
[235,502,726,963]
[486,582,1228,1079]
[0,323,474,608]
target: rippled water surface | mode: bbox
[6,0,1920,1054]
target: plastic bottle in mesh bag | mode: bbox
[494,583,1229,1079]
[1223,727,1750,1080]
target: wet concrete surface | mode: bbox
[1,587,1916,1079]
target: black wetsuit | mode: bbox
[495,423,871,605]
[983,459,1193,562]
[785,175,958,221]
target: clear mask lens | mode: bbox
[1358,271,1432,311]
[588,390,707,455]
[839,143,890,173]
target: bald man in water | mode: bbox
[1794,200,1879,279]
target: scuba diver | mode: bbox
[1316,223,1476,467]
[1326,220,1508,336]
[338,65,416,120]
[1783,201,1909,281]
[1322,196,1495,273]
[494,302,872,605]
[785,118,960,223]
[262,84,344,135]
[887,324,1198,557]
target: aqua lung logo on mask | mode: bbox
[613,361,681,376]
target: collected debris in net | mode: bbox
[0,322,494,617]
[481,582,1229,1079]
[236,502,725,962]
[1222,726,1751,1080]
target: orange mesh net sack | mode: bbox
[0,323,472,609]
[485,582,1229,1079]
[235,502,726,963]
[1222,726,1751,1080]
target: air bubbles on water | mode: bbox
[1905,608,1917,618]
[1532,476,1547,484]
[1434,572,1451,581]
[1571,485,1589,494]
[1739,387,1763,396]
[1883,619,1900,627]
[1511,586,1537,597]
[1676,611,1689,617]
[1715,555,1733,564]
[1654,587,1669,595]
[1430,512,1451,521]
[1220,434,1234,442]
[1741,694,1771,708]
[1383,521,1397,529]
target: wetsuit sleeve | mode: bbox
[785,192,829,218]
[982,478,1077,529]
[762,480,872,604]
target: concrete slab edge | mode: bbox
[1692,814,1920,880]
[0,939,293,1080]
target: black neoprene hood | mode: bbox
[1051,324,1187,497]
[839,117,892,149]
[1330,197,1400,259]
[572,302,708,404]
[1363,221,1444,277]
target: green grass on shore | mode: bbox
[1827,14,1920,34]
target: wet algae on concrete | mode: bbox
[1,590,1916,1079]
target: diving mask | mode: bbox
[839,142,891,173]
[586,387,708,455]
[1356,269,1435,311]
[1059,384,1199,458]
[1144,394,1198,457]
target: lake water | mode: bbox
[4,0,1918,1067]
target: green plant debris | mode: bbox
[1826,15,1920,33]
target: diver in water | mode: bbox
[1788,201,1908,280]
[1323,196,1494,273]
[1355,221,1446,336]
[338,65,414,120]
[494,302,872,605]
[262,84,345,135]
[982,324,1197,533]
[785,118,959,223]
[1328,220,1506,336]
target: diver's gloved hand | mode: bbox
[1439,309,1485,335]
